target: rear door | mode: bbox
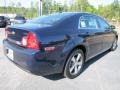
[78,15,103,59]
[97,17,115,51]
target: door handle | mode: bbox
[78,32,95,37]
[86,32,95,36]
[105,29,110,32]
[88,33,95,36]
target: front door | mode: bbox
[78,15,103,59]
[97,17,115,51]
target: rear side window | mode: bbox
[97,17,109,29]
[78,15,98,29]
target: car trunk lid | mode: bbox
[7,27,28,46]
[6,23,52,48]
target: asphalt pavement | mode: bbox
[0,28,120,90]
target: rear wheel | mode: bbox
[63,49,84,79]
[110,38,118,51]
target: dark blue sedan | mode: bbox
[3,12,118,79]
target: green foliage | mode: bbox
[0,0,119,21]
[98,0,120,21]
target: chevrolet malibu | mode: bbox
[3,12,118,79]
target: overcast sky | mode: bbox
[0,0,116,8]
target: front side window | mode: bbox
[97,17,109,30]
[79,16,98,29]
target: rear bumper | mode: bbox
[3,40,64,75]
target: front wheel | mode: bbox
[110,38,118,51]
[63,49,84,79]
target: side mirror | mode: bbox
[110,25,115,29]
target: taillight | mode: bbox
[4,28,8,39]
[22,32,39,50]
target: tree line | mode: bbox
[0,0,120,21]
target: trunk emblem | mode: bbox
[8,31,15,35]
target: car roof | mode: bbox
[57,12,96,17]
[14,15,25,20]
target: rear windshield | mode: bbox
[15,16,25,20]
[29,13,73,25]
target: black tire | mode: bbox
[63,49,85,79]
[110,38,118,51]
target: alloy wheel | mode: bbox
[69,53,83,75]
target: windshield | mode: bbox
[29,13,73,25]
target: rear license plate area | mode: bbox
[6,48,14,61]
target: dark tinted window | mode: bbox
[79,15,98,29]
[15,16,25,20]
[0,16,4,20]
[97,17,109,29]
[29,13,73,25]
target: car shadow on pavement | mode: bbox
[82,50,110,73]
[43,73,65,80]
[43,50,110,81]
